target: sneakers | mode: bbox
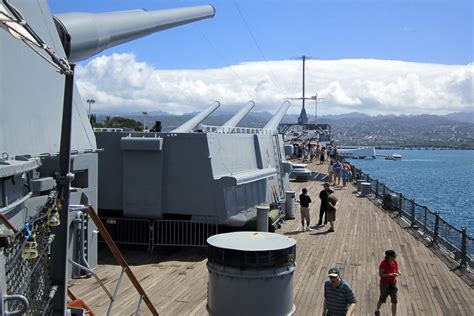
[374,311,380,316]
[301,227,306,232]
[306,227,313,231]
[327,228,335,232]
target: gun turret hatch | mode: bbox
[172,101,221,133]
[55,5,216,62]
[221,101,255,128]
[263,101,291,130]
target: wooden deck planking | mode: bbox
[68,160,473,315]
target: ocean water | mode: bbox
[348,149,474,236]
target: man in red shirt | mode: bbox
[375,249,401,316]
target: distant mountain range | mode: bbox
[281,111,474,124]
[97,110,474,124]
[94,111,474,148]
[443,111,474,124]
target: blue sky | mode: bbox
[49,0,473,115]
[50,0,472,68]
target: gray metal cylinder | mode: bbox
[207,232,296,316]
[356,179,365,192]
[360,182,371,196]
[285,191,296,219]
[256,205,269,232]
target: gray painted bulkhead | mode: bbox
[0,0,99,278]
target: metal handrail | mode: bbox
[200,125,277,135]
[68,259,113,300]
[348,163,473,268]
[81,205,160,315]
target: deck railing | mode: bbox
[99,217,219,251]
[200,125,277,135]
[152,220,219,251]
[349,163,473,269]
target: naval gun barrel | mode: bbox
[54,5,215,62]
[263,101,291,130]
[222,101,255,128]
[172,101,221,133]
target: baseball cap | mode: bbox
[328,267,340,277]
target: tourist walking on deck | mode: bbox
[333,145,339,160]
[375,250,401,316]
[333,159,343,186]
[301,142,308,162]
[328,159,334,184]
[318,183,333,226]
[316,144,321,163]
[326,191,338,232]
[298,188,312,231]
[310,144,316,162]
[341,162,352,188]
[322,267,357,316]
[328,144,335,160]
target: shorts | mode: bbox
[379,282,398,303]
[300,207,310,222]
[326,209,336,222]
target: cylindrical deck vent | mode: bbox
[207,232,296,316]
[285,191,296,219]
[256,205,270,232]
[360,182,371,196]
[356,179,365,192]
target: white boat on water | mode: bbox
[385,154,402,160]
[337,146,376,159]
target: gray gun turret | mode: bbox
[222,101,255,128]
[172,101,221,132]
[55,5,215,62]
[264,100,292,130]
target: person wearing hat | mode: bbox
[375,250,401,316]
[298,188,312,231]
[317,182,333,226]
[322,267,357,316]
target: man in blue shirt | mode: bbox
[323,267,357,316]
[333,159,343,186]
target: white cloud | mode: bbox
[320,81,362,106]
[76,54,473,115]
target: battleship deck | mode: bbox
[68,161,474,315]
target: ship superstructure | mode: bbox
[0,0,214,314]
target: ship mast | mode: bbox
[297,55,309,124]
